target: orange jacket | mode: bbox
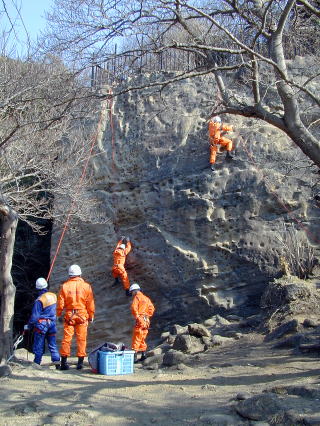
[209,122,233,144]
[57,277,95,319]
[113,240,132,266]
[131,291,155,320]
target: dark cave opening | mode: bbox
[12,218,52,334]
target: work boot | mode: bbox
[111,277,120,288]
[134,352,139,363]
[60,356,69,371]
[225,151,233,161]
[76,356,84,370]
[140,352,147,362]
[210,164,215,172]
[53,360,60,370]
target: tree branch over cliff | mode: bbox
[43,0,320,167]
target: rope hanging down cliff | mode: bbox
[47,94,114,281]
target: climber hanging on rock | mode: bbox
[208,116,234,172]
[111,236,132,296]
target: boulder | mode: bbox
[188,323,211,338]
[171,324,188,335]
[272,334,304,349]
[235,393,284,421]
[172,334,205,353]
[303,318,318,328]
[204,315,231,328]
[147,347,164,357]
[212,335,234,346]
[142,354,164,366]
[162,350,188,366]
[265,319,299,341]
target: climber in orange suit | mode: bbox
[208,116,234,171]
[112,236,132,295]
[129,283,155,363]
[57,264,95,371]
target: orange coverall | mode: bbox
[112,240,132,290]
[57,277,95,357]
[131,291,155,352]
[208,121,233,165]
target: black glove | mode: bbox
[58,316,63,323]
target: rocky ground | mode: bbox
[0,332,320,426]
[1,277,320,425]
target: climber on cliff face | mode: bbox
[129,283,155,363]
[111,236,132,296]
[208,116,234,172]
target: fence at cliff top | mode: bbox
[90,49,221,88]
[90,39,313,88]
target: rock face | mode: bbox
[50,69,320,349]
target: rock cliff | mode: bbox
[51,69,320,349]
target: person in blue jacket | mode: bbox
[24,277,60,366]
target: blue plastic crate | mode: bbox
[98,350,135,375]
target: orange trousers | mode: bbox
[60,322,88,357]
[132,316,150,352]
[132,326,149,352]
[210,137,233,164]
[112,265,130,290]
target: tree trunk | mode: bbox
[0,204,18,364]
[269,3,320,168]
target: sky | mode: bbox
[2,0,54,55]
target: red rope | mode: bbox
[108,88,119,232]
[46,106,106,281]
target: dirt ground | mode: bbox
[1,334,320,426]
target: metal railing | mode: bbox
[90,40,316,88]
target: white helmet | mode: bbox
[68,264,82,277]
[35,277,48,290]
[129,283,140,293]
[213,116,221,123]
[119,244,126,249]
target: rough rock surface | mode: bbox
[172,334,205,353]
[50,67,320,348]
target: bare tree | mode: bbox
[44,0,320,167]
[0,54,105,364]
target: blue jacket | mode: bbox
[28,289,57,327]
